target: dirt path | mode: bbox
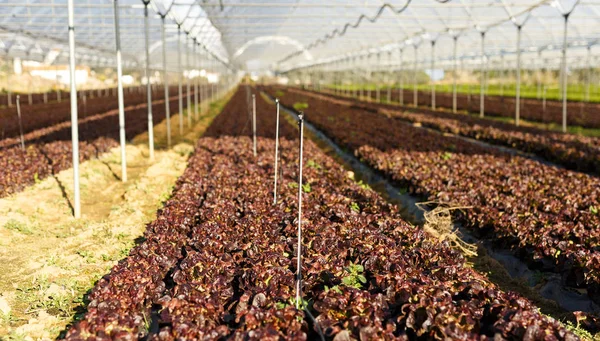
[0,91,232,340]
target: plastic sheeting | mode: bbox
[0,1,598,72]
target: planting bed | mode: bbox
[264,86,600,314]
[65,88,577,339]
[0,92,189,198]
[343,87,600,129]
[279,86,600,176]
[0,85,184,141]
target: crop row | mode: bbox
[0,85,209,142]
[336,87,600,129]
[0,85,192,108]
[264,86,600,308]
[65,87,576,339]
[294,87,600,178]
[291,87,600,179]
[0,95,186,198]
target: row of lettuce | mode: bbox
[66,88,578,339]
[317,87,600,176]
[264,86,600,315]
[0,95,184,198]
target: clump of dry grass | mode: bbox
[416,201,477,257]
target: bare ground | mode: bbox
[0,91,232,341]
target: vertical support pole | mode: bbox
[431,40,436,110]
[353,57,358,98]
[537,50,543,99]
[67,0,80,218]
[561,14,569,133]
[114,0,127,182]
[543,85,547,121]
[16,96,24,150]
[480,31,486,118]
[295,112,305,309]
[345,60,350,97]
[186,34,191,127]
[209,56,213,105]
[500,53,505,97]
[211,57,216,100]
[359,56,364,100]
[413,45,418,107]
[177,26,183,135]
[55,68,61,103]
[7,91,12,107]
[252,94,257,157]
[452,36,458,113]
[345,59,350,97]
[515,25,522,127]
[143,1,154,160]
[161,16,171,148]
[585,45,591,103]
[201,49,206,114]
[194,41,199,121]
[332,61,336,95]
[399,48,404,105]
[364,58,369,101]
[273,99,280,205]
[376,53,381,103]
[43,91,48,104]
[387,51,392,103]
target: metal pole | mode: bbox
[561,14,569,133]
[177,26,183,135]
[537,50,543,99]
[161,17,171,148]
[16,96,24,150]
[431,40,436,110]
[200,49,204,114]
[273,99,280,205]
[387,51,392,103]
[543,85,547,120]
[500,53,505,97]
[515,25,522,127]
[114,0,127,182]
[376,53,381,103]
[208,57,213,99]
[194,41,199,120]
[55,68,61,103]
[332,61,337,95]
[399,48,404,105]
[366,56,371,102]
[295,112,305,309]
[480,32,486,118]
[452,36,458,113]
[186,34,191,127]
[413,45,418,107]
[143,1,154,160]
[252,94,257,157]
[359,56,364,100]
[214,59,218,98]
[353,58,358,98]
[68,0,80,218]
[585,46,591,103]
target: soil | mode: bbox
[0,91,232,340]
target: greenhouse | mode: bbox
[0,0,599,340]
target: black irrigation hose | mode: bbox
[304,308,326,341]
